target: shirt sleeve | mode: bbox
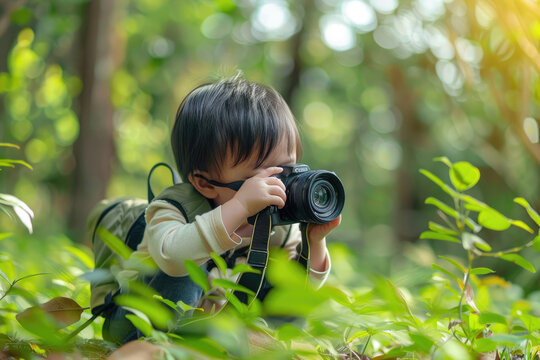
[144,200,242,276]
[282,224,332,289]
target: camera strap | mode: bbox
[298,222,311,273]
[233,210,312,306]
[233,209,272,306]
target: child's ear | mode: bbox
[189,171,218,199]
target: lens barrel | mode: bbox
[284,170,345,224]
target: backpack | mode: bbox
[87,163,185,315]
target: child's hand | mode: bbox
[307,215,342,244]
[233,167,286,218]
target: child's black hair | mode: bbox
[171,74,302,181]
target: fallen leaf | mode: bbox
[16,297,85,329]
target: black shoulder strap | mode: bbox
[147,162,181,202]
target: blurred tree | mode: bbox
[69,0,120,237]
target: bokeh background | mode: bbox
[1,0,539,292]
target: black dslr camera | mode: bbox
[264,164,345,226]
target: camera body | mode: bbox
[265,164,345,226]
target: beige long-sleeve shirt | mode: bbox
[123,200,331,309]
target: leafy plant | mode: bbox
[420,157,540,357]
[0,143,33,233]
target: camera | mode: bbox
[265,164,345,226]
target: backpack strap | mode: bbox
[153,183,212,223]
[147,162,182,202]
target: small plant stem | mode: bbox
[480,238,536,257]
[64,312,100,342]
[437,210,459,231]
[458,251,473,321]
[360,333,372,356]
[453,197,463,231]
[457,251,474,342]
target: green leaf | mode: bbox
[409,332,434,354]
[0,143,20,149]
[176,300,203,313]
[0,159,32,170]
[425,197,480,232]
[479,312,507,325]
[439,256,466,273]
[450,161,480,191]
[510,220,534,233]
[277,323,304,341]
[514,197,540,227]
[499,254,536,273]
[210,252,227,275]
[347,330,370,343]
[125,314,153,337]
[96,226,132,260]
[478,209,511,231]
[489,334,524,345]
[519,313,540,332]
[264,287,326,317]
[425,197,459,217]
[224,291,248,314]
[475,338,497,353]
[459,194,488,208]
[420,231,460,243]
[317,286,353,306]
[230,263,261,276]
[0,194,34,233]
[153,295,178,311]
[428,221,458,235]
[419,169,456,197]
[114,294,172,329]
[179,337,227,358]
[532,235,540,251]
[212,278,254,295]
[432,263,460,282]
[433,156,453,167]
[470,267,494,275]
[184,259,210,292]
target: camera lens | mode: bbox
[284,170,345,224]
[311,179,337,214]
[313,182,330,207]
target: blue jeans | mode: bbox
[102,269,204,344]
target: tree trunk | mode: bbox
[69,0,118,240]
[387,66,426,242]
[281,0,314,106]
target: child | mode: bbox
[103,74,341,344]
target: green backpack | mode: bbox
[86,163,212,317]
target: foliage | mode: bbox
[0,143,33,233]
[2,155,540,358]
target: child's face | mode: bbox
[211,139,296,207]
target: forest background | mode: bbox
[0,0,539,357]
